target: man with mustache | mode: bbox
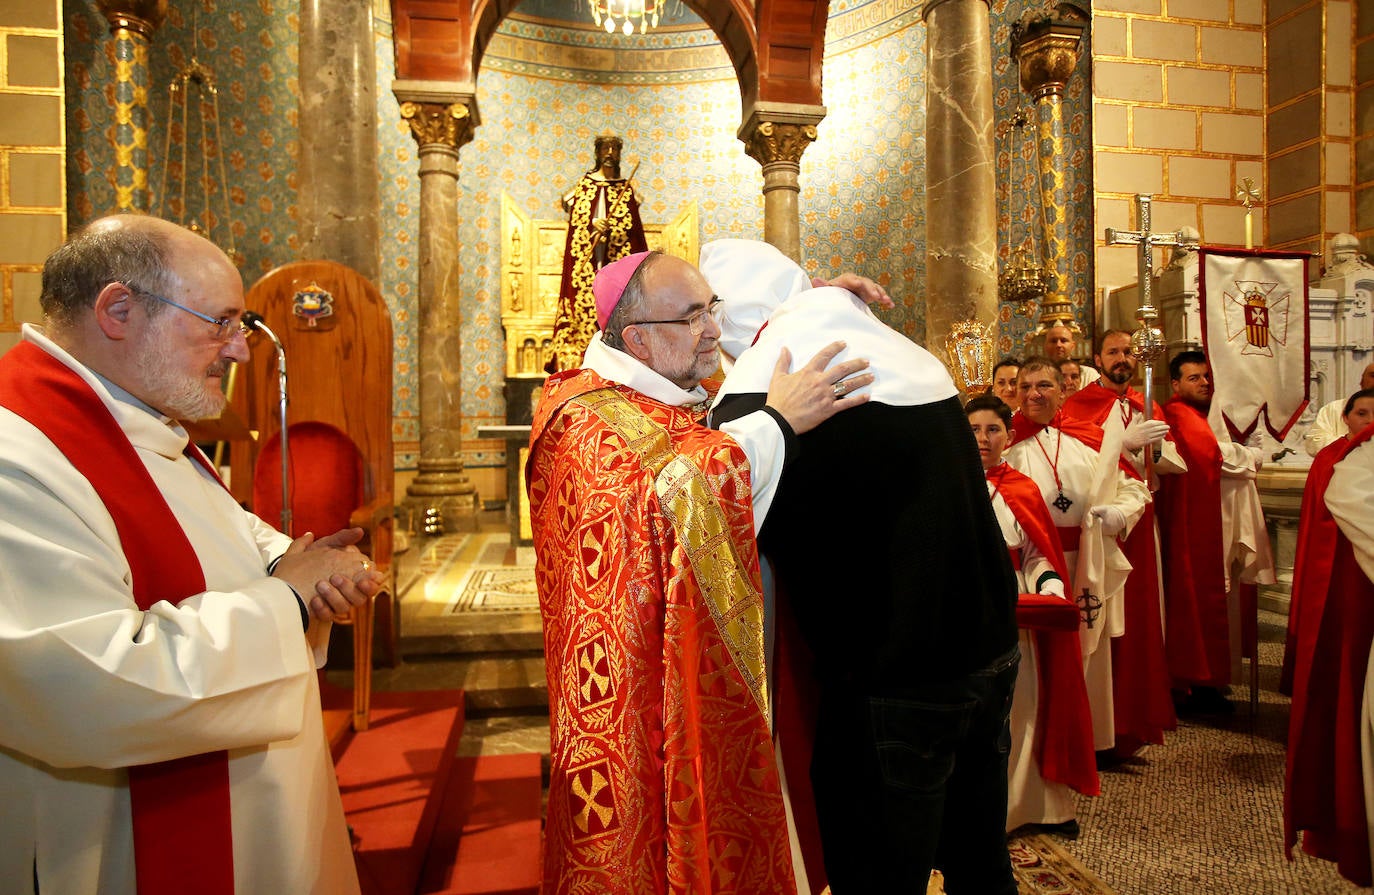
[528,249,874,894]
[0,214,382,894]
[1061,329,1180,753]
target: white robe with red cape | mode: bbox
[0,326,358,895]
[1007,414,1148,750]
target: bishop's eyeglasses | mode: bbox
[626,296,723,336]
[127,285,251,341]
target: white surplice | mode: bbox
[0,327,359,895]
[988,483,1076,831]
[1007,423,1147,750]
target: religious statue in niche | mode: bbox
[546,133,648,372]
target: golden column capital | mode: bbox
[1011,17,1087,101]
[400,101,475,150]
[742,120,819,167]
[95,0,167,39]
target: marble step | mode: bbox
[401,610,544,657]
[357,653,549,714]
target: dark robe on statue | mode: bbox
[528,369,795,895]
[547,176,647,372]
[1285,423,1374,887]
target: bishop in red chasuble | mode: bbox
[528,368,795,895]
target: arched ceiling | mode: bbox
[391,0,830,112]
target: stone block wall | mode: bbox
[0,0,64,355]
[1092,1,1266,298]
[1267,0,1354,257]
[1355,0,1374,252]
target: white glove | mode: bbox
[1038,576,1066,598]
[1122,417,1170,451]
[1089,504,1128,537]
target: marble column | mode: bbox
[921,0,998,354]
[1012,16,1087,339]
[396,86,481,529]
[740,102,825,263]
[297,0,381,281]
[96,0,166,212]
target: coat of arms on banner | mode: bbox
[1221,279,1291,357]
[1198,249,1311,441]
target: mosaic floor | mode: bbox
[386,529,1358,894]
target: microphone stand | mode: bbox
[243,312,291,535]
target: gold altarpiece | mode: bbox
[498,192,699,379]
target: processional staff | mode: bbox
[1104,195,1198,471]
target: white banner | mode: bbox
[1198,249,1311,440]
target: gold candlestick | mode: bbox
[1237,177,1261,250]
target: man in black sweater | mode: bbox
[704,239,1019,895]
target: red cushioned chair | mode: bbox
[228,261,396,741]
[254,422,383,735]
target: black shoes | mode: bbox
[1037,819,1080,840]
[1175,686,1235,716]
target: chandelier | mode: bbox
[998,108,1053,307]
[591,0,662,34]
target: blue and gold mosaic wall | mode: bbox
[64,0,1096,475]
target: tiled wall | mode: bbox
[1092,1,1266,297]
[0,0,64,356]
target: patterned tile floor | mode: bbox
[386,525,1361,894]
[1060,611,1364,895]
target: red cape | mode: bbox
[1011,409,1105,453]
[1284,424,1374,887]
[0,341,234,895]
[1061,385,1177,747]
[1280,438,1348,694]
[529,369,796,894]
[988,463,1099,797]
[1064,380,1148,426]
[1157,397,1230,687]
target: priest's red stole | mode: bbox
[528,369,795,895]
[0,341,234,895]
[1157,397,1229,686]
[1285,424,1374,887]
[987,463,1099,797]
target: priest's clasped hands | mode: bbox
[271,526,385,622]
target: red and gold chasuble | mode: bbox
[528,369,795,895]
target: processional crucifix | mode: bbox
[1104,195,1198,468]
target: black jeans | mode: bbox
[811,645,1020,895]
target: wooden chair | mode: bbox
[229,261,395,739]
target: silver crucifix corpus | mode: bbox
[1103,195,1199,458]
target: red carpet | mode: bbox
[333,687,467,895]
[419,753,542,895]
